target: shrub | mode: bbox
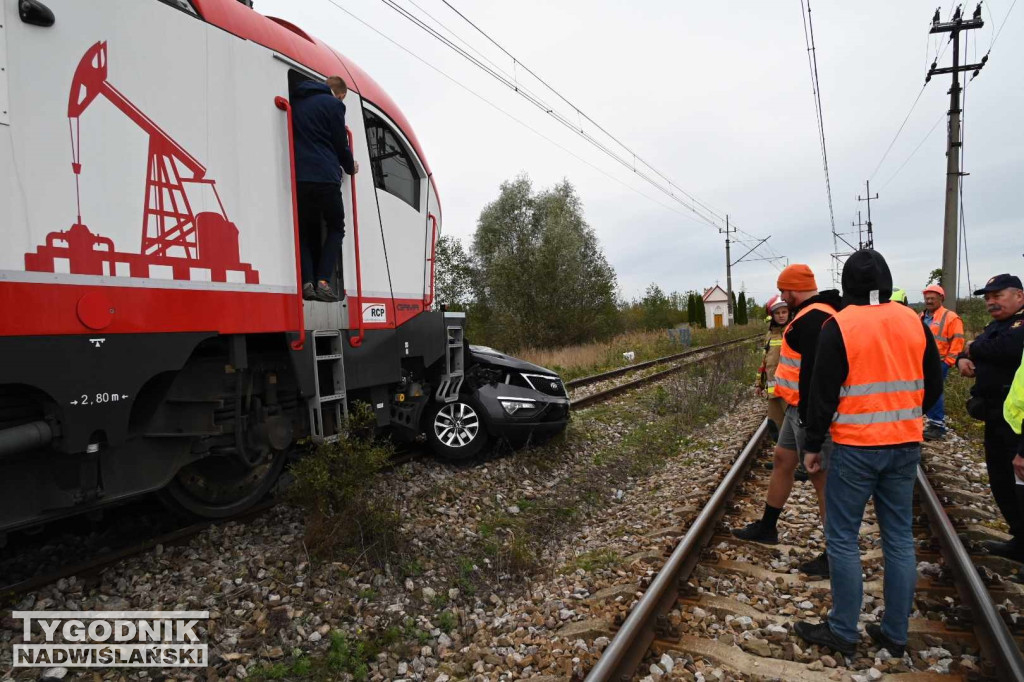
[288,403,403,567]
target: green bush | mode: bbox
[288,403,403,566]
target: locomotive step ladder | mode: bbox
[309,328,348,443]
[435,315,465,403]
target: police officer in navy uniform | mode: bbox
[956,273,1024,560]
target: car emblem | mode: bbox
[551,382,559,390]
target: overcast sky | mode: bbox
[259,0,1024,305]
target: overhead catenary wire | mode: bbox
[372,0,785,265]
[437,0,733,226]
[879,111,945,191]
[319,0,718,230]
[372,0,724,230]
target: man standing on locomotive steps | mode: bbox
[291,75,359,302]
[732,264,841,578]
[795,249,942,656]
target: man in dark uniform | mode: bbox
[956,273,1024,559]
[291,75,358,302]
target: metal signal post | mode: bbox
[928,4,986,310]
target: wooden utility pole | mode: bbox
[927,4,986,310]
[722,215,734,324]
[856,181,878,249]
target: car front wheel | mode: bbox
[426,399,488,460]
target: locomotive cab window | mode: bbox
[363,108,422,210]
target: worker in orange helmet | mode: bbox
[920,284,965,440]
[733,264,841,578]
[757,295,791,439]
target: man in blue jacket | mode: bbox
[291,76,358,302]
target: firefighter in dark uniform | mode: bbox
[956,273,1024,560]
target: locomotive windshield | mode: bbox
[363,109,421,210]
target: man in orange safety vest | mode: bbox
[795,249,942,657]
[732,264,841,578]
[920,284,965,440]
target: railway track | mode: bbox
[585,420,1024,681]
[0,336,757,601]
[569,334,760,409]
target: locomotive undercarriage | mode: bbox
[0,312,460,535]
[0,333,303,534]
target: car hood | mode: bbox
[468,345,557,376]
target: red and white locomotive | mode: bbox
[0,0,467,532]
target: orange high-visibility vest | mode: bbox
[773,302,836,407]
[920,306,965,366]
[831,302,926,446]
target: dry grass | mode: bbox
[516,324,757,381]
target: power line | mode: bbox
[879,111,945,190]
[319,0,724,231]
[373,0,781,257]
[437,0,733,225]
[374,0,724,229]
[868,85,927,182]
[869,6,963,184]
[801,0,837,236]
[989,0,1019,51]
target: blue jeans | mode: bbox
[825,444,920,645]
[925,364,949,429]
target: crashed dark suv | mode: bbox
[424,344,570,459]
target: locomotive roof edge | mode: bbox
[192,0,441,215]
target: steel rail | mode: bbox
[571,340,759,409]
[0,499,278,599]
[585,418,770,681]
[566,334,761,390]
[916,468,1024,681]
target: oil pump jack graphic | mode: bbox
[25,42,259,284]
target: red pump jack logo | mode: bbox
[24,42,259,284]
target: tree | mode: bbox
[433,234,474,308]
[471,175,619,349]
[686,293,697,325]
[641,283,673,329]
[747,295,763,324]
[693,291,707,328]
[736,291,748,325]
[927,268,943,286]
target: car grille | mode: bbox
[522,373,567,398]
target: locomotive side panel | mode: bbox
[1,0,298,337]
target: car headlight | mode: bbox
[500,399,537,415]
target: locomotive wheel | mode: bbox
[160,448,287,519]
[426,399,488,460]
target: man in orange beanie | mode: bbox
[733,264,841,577]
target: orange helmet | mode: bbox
[922,284,945,299]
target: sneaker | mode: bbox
[799,551,830,577]
[731,519,779,545]
[302,282,316,300]
[314,280,340,302]
[923,424,945,441]
[865,623,905,657]
[793,620,857,655]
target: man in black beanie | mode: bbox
[795,250,943,656]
